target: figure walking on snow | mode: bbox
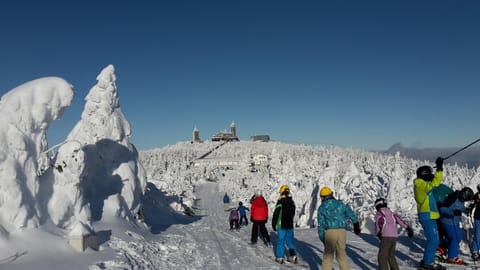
[229,208,240,231]
[374,198,413,270]
[250,192,271,245]
[413,157,446,270]
[272,185,298,264]
[317,186,360,270]
[223,192,230,211]
[237,201,249,226]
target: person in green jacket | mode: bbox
[414,157,446,270]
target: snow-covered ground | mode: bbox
[1,66,479,269]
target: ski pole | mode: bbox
[442,138,480,161]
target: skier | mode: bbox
[413,157,446,270]
[439,187,474,265]
[223,192,230,211]
[317,186,360,270]
[237,201,249,226]
[467,184,480,261]
[229,208,240,231]
[431,183,454,258]
[374,197,413,270]
[250,192,271,245]
[272,184,298,264]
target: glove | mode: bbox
[453,209,462,216]
[435,156,444,171]
[406,227,414,238]
[376,233,382,240]
[353,222,361,235]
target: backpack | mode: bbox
[432,184,454,207]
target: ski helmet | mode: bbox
[416,166,434,181]
[320,186,333,197]
[279,184,290,195]
[460,187,474,202]
[374,198,387,211]
[239,201,243,206]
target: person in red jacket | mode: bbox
[250,193,271,245]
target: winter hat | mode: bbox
[239,201,243,206]
[320,186,333,197]
[279,184,290,195]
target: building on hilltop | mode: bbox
[192,126,202,143]
[250,135,270,142]
[212,121,239,142]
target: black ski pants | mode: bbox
[251,220,270,243]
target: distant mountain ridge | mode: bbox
[383,143,480,168]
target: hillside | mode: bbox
[139,140,480,235]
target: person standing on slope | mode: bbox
[223,192,230,211]
[374,198,414,270]
[317,186,360,270]
[250,193,271,245]
[237,201,249,226]
[413,157,446,270]
[272,184,298,264]
[467,184,480,261]
[439,187,474,265]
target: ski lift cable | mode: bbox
[442,138,480,161]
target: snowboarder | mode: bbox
[250,193,271,245]
[374,197,413,270]
[237,201,249,226]
[223,192,230,211]
[272,184,298,264]
[413,157,446,270]
[439,187,474,265]
[317,186,360,270]
[467,184,480,261]
[229,208,240,231]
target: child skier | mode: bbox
[237,201,249,226]
[374,198,413,270]
[229,208,240,231]
[439,187,474,265]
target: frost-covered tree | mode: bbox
[65,65,146,221]
[0,77,74,234]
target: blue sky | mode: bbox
[1,0,479,151]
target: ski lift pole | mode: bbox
[442,138,480,161]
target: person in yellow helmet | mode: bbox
[317,186,360,270]
[414,157,446,270]
[272,184,298,264]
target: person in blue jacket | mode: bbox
[439,187,474,265]
[237,201,249,226]
[317,186,360,270]
[223,192,230,210]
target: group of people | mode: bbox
[224,185,299,264]
[222,156,480,270]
